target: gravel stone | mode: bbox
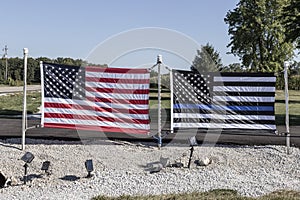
[0,138,299,199]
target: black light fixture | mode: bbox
[188,136,198,169]
[85,159,93,178]
[21,152,35,164]
[0,172,6,188]
[41,161,51,175]
[21,152,35,184]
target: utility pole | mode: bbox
[2,45,8,80]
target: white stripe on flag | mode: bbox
[214,76,276,82]
[173,113,275,121]
[213,86,275,92]
[173,122,276,130]
[87,92,149,100]
[213,96,275,102]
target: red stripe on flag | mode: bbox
[45,102,112,112]
[44,113,149,124]
[86,97,148,105]
[85,87,149,94]
[86,66,148,74]
[43,123,149,134]
[44,102,149,114]
[85,77,149,84]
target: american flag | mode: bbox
[41,63,150,134]
[172,70,276,134]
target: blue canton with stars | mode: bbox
[43,63,85,99]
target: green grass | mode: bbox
[275,90,300,125]
[92,189,300,200]
[0,91,41,115]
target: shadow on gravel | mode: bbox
[22,174,43,182]
[60,175,80,181]
[0,143,20,150]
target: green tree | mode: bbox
[222,63,246,72]
[27,57,39,83]
[0,56,107,85]
[36,57,52,64]
[290,61,300,75]
[224,0,294,72]
[54,57,88,66]
[282,0,300,48]
[150,70,158,78]
[191,43,223,72]
[0,58,5,82]
[8,57,22,81]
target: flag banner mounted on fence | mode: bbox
[41,63,150,134]
[172,70,276,134]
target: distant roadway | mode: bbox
[0,85,41,94]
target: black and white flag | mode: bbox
[172,70,276,134]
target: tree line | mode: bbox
[0,57,106,86]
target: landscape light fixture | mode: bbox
[85,159,94,178]
[21,152,35,164]
[188,136,198,169]
[21,152,35,184]
[41,161,51,175]
[0,172,6,188]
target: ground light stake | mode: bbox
[188,136,198,168]
[21,152,34,184]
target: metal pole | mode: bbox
[22,48,29,151]
[40,61,45,127]
[169,69,174,134]
[284,61,290,154]
[157,55,162,148]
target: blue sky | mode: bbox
[0,0,241,68]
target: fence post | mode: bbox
[157,55,162,149]
[22,48,29,151]
[284,61,290,155]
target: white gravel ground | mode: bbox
[0,138,299,200]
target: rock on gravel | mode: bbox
[0,138,299,200]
